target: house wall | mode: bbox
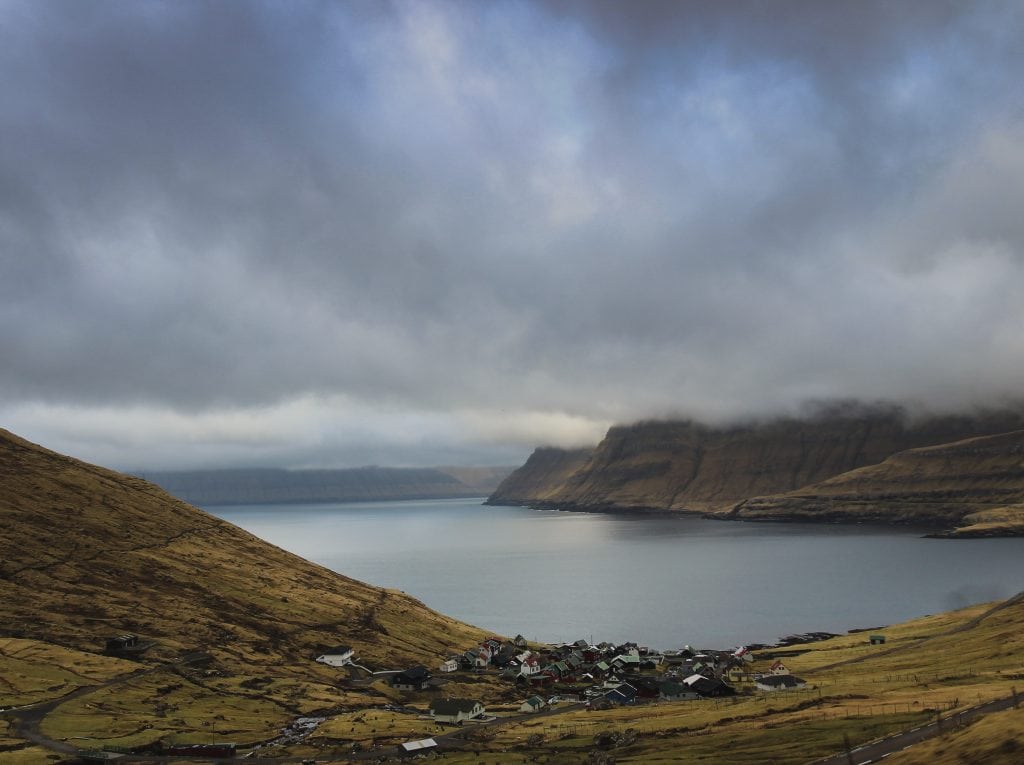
[433,705,482,724]
[317,652,353,667]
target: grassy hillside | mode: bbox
[731,429,1024,533]
[0,428,486,668]
[0,428,492,753]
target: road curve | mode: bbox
[810,693,1019,765]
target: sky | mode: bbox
[2,0,1024,471]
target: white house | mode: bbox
[439,657,459,673]
[465,645,492,668]
[315,646,354,667]
[733,646,754,663]
[769,660,790,676]
[519,657,541,676]
[519,695,546,713]
[429,698,485,724]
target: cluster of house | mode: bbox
[314,637,811,728]
[423,636,757,724]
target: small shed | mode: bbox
[105,635,138,653]
[401,738,437,753]
[870,634,887,645]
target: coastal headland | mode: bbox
[488,407,1024,536]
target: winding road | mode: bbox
[810,693,1019,765]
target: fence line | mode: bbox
[532,697,964,740]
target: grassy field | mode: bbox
[0,638,137,707]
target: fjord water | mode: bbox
[210,498,1024,649]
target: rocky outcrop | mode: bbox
[489,407,1024,515]
[942,504,1024,537]
[731,429,1024,530]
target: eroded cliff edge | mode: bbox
[730,429,1024,533]
[488,407,1024,528]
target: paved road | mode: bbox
[811,693,1019,764]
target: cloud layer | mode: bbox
[2,1,1023,469]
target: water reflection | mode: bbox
[210,498,1024,649]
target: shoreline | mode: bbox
[484,497,965,536]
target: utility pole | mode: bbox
[843,733,854,765]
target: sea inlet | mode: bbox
[209,497,1024,650]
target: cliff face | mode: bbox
[436,465,517,493]
[489,409,1024,514]
[486,447,594,505]
[140,465,509,506]
[731,429,1024,529]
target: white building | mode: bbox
[429,698,485,724]
[315,646,354,667]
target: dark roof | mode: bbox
[394,665,431,684]
[684,675,727,694]
[658,681,692,696]
[325,645,352,655]
[430,698,482,715]
[758,675,806,688]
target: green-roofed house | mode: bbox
[519,695,546,713]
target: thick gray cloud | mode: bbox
[2,0,1023,469]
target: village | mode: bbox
[73,629,837,761]
[312,631,826,751]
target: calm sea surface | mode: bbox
[208,498,1024,650]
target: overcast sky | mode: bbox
[2,0,1024,471]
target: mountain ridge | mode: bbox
[729,429,1024,532]
[138,464,514,506]
[488,408,1024,533]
